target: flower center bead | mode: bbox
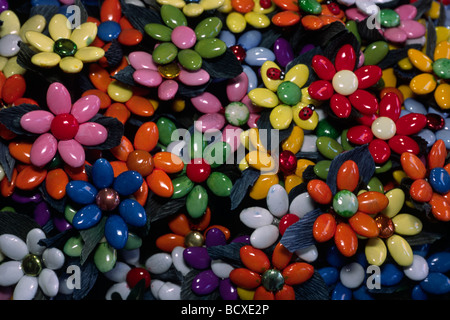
[230,45,246,62]
[22,254,43,276]
[332,70,359,96]
[184,231,204,247]
[261,269,285,292]
[53,38,78,57]
[333,190,359,218]
[50,113,79,140]
[95,188,121,211]
[375,214,395,238]
[371,116,396,140]
[158,62,181,79]
[186,158,211,183]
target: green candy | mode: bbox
[316,136,343,159]
[124,233,143,250]
[178,49,202,71]
[144,23,172,42]
[195,17,223,39]
[345,20,361,43]
[299,0,322,15]
[206,172,233,197]
[48,154,63,170]
[152,42,178,65]
[63,235,84,257]
[379,9,400,28]
[194,38,227,59]
[203,141,232,168]
[315,118,340,139]
[340,129,354,151]
[225,102,250,126]
[333,190,358,218]
[160,4,187,29]
[375,160,392,174]
[277,81,302,106]
[156,117,178,146]
[64,204,78,224]
[314,160,331,180]
[433,58,450,79]
[367,176,384,193]
[363,41,389,66]
[171,175,195,199]
[186,185,208,218]
[94,242,117,273]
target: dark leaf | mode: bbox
[29,5,59,24]
[201,48,243,80]
[0,211,40,240]
[280,208,322,252]
[425,17,437,61]
[0,103,41,135]
[177,78,212,98]
[80,217,106,264]
[412,0,433,20]
[104,40,124,68]
[230,168,260,210]
[147,192,187,223]
[112,65,138,87]
[206,242,247,268]
[0,140,15,181]
[356,18,386,43]
[294,271,330,300]
[287,182,307,204]
[258,27,282,49]
[120,1,162,34]
[71,259,99,300]
[127,279,146,300]
[378,44,422,70]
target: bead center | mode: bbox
[375,214,395,238]
[50,113,79,140]
[96,188,120,211]
[332,70,358,96]
[53,38,78,57]
[22,254,43,276]
[261,269,285,292]
[184,231,204,247]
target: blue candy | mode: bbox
[113,170,143,196]
[104,215,128,250]
[66,180,98,204]
[32,0,60,6]
[92,158,114,189]
[427,252,450,273]
[429,167,450,194]
[411,284,428,300]
[237,30,262,51]
[244,47,275,67]
[242,65,257,93]
[97,21,122,42]
[331,282,352,300]
[353,286,374,300]
[435,130,450,149]
[72,204,102,230]
[420,272,450,295]
[380,263,403,286]
[119,199,147,227]
[416,128,436,147]
[404,98,427,114]
[317,267,339,286]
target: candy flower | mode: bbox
[65,158,146,250]
[308,43,382,119]
[220,0,273,33]
[156,0,225,18]
[19,82,107,168]
[25,13,105,73]
[229,244,314,300]
[0,228,65,300]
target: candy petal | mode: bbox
[30,133,58,167]
[58,139,85,168]
[158,80,178,101]
[128,51,159,70]
[335,44,356,71]
[71,95,101,123]
[70,22,97,49]
[20,110,54,134]
[47,82,72,115]
[25,31,54,52]
[74,122,108,146]
[48,14,71,41]
[13,276,38,300]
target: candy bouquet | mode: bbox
[0,0,449,302]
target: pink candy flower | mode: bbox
[20,82,107,168]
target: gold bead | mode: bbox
[184,231,204,247]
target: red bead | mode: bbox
[312,55,336,81]
[279,150,297,175]
[308,80,334,100]
[388,135,420,155]
[330,93,352,118]
[186,158,211,183]
[354,65,382,89]
[347,125,374,145]
[266,67,282,80]
[279,214,300,235]
[395,113,427,136]
[368,139,391,164]
[298,105,314,120]
[230,45,246,62]
[50,114,79,140]
[426,113,445,131]
[126,267,151,288]
[379,92,401,122]
[259,0,272,8]
[348,89,378,115]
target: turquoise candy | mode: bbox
[299,0,322,15]
[171,175,195,199]
[72,204,102,229]
[178,49,202,71]
[144,23,172,42]
[104,215,128,250]
[92,158,114,189]
[277,81,302,106]
[113,170,143,196]
[186,185,208,218]
[333,190,358,218]
[206,172,233,197]
[194,38,227,59]
[66,181,98,205]
[156,116,178,146]
[160,4,187,29]
[363,41,389,66]
[314,160,331,179]
[379,9,400,28]
[152,42,178,65]
[433,58,450,79]
[195,17,223,39]
[94,242,117,273]
[203,141,232,168]
[316,136,343,159]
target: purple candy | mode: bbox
[54,215,72,232]
[299,44,315,55]
[219,278,238,300]
[231,235,251,244]
[274,37,294,68]
[183,246,211,269]
[33,201,51,227]
[205,228,226,247]
[192,269,219,295]
[11,192,42,204]
[0,0,8,13]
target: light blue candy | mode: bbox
[92,158,114,189]
[416,128,436,147]
[237,30,262,51]
[435,130,450,149]
[429,105,450,118]
[219,30,236,48]
[404,98,427,114]
[105,215,128,249]
[429,167,450,194]
[427,252,450,273]
[98,21,122,42]
[411,284,428,300]
[399,109,410,118]
[119,199,147,227]
[66,181,98,204]
[72,204,102,230]
[317,267,339,286]
[444,118,450,130]
[331,282,352,300]
[420,272,450,295]
[244,47,275,67]
[242,65,257,93]
[380,263,403,286]
[113,171,143,196]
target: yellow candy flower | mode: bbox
[25,14,105,73]
[156,0,226,18]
